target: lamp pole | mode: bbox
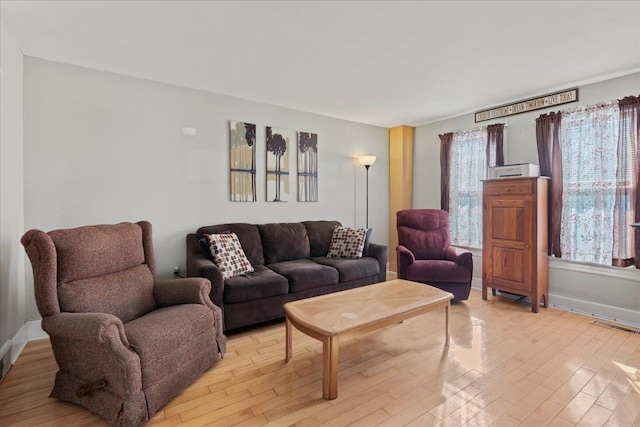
[365,164,370,229]
[358,155,376,229]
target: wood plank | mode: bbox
[0,288,638,426]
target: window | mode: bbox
[449,128,487,248]
[537,95,639,267]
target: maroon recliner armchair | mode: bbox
[396,209,473,301]
[21,221,226,426]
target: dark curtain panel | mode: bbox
[536,112,563,257]
[614,96,640,267]
[486,123,505,167]
[439,132,453,211]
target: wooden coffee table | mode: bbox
[284,279,454,399]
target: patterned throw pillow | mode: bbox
[327,226,368,259]
[205,233,254,279]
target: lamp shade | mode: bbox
[358,155,377,167]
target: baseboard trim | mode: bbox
[548,294,640,328]
[0,320,48,381]
[471,278,640,328]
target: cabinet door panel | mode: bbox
[490,246,528,291]
[484,196,533,292]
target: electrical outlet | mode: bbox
[173,266,180,275]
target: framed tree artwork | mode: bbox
[266,127,289,202]
[229,120,256,202]
[298,132,318,202]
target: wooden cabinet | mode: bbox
[482,177,549,312]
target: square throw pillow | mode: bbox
[199,230,232,261]
[205,232,254,279]
[327,226,368,259]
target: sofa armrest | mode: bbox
[154,277,212,308]
[367,242,388,282]
[445,246,474,277]
[186,234,225,310]
[396,245,415,279]
[43,312,129,346]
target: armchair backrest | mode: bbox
[22,221,157,323]
[397,209,450,260]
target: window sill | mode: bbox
[548,257,640,282]
[469,247,640,282]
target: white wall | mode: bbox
[23,57,389,321]
[0,21,26,373]
[414,72,640,326]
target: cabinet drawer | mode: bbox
[484,179,534,195]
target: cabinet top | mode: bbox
[482,176,550,182]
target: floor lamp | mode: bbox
[358,155,376,229]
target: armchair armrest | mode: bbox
[367,242,388,282]
[396,245,415,279]
[154,277,212,308]
[155,277,226,355]
[445,246,474,276]
[41,312,142,401]
[42,312,129,346]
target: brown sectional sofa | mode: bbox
[187,220,388,331]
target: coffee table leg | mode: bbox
[445,301,450,346]
[285,315,292,362]
[322,335,339,400]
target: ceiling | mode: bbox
[2,1,639,128]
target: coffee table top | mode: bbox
[284,279,453,337]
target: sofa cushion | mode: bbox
[405,260,471,283]
[303,220,341,257]
[267,259,338,292]
[197,224,264,266]
[327,227,368,258]
[123,304,214,386]
[258,223,310,264]
[311,256,379,282]
[206,233,254,279]
[223,265,289,303]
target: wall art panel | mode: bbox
[266,126,289,202]
[297,132,318,202]
[229,120,257,202]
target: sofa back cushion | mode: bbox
[258,223,310,264]
[197,223,264,266]
[303,220,342,257]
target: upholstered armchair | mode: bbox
[396,209,473,300]
[21,221,226,427]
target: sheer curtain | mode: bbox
[448,128,487,247]
[560,102,620,264]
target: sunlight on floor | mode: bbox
[612,361,640,394]
[454,317,485,371]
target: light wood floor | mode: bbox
[1,288,639,426]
